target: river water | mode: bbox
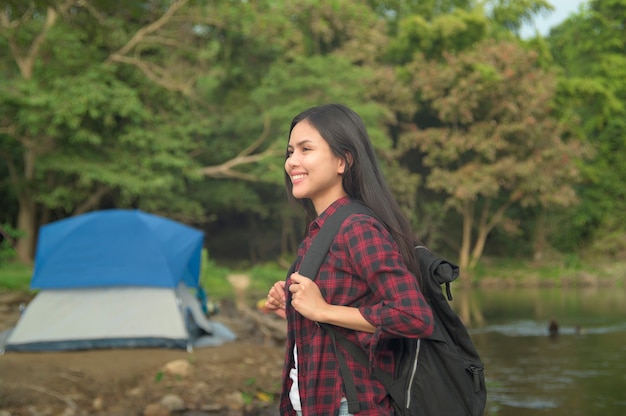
[464,287,626,416]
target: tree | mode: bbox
[547,0,626,258]
[367,0,475,34]
[387,7,489,63]
[487,0,554,35]
[398,40,588,275]
[0,0,282,263]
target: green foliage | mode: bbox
[398,39,589,267]
[0,0,623,269]
[199,249,234,299]
[247,262,289,295]
[488,0,554,33]
[0,223,21,266]
[547,0,626,258]
[0,2,205,223]
[388,9,488,63]
[368,0,475,29]
[587,220,626,260]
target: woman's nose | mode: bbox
[285,154,299,169]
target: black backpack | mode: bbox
[298,202,487,416]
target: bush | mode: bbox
[0,223,22,266]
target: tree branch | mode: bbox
[103,0,205,96]
[0,4,33,29]
[74,0,107,25]
[107,54,198,94]
[1,0,78,79]
[73,185,111,215]
[241,116,272,157]
[141,35,195,52]
[10,6,55,79]
[198,117,281,181]
[485,199,515,234]
[106,0,189,62]
[199,150,278,181]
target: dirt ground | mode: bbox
[0,291,286,416]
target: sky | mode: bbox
[520,0,588,38]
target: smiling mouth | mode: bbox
[291,174,306,181]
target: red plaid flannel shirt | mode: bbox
[279,197,434,415]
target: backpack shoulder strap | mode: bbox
[298,202,373,279]
[297,201,374,414]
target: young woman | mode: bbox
[265,104,434,415]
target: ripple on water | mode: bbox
[491,393,560,410]
[471,320,626,337]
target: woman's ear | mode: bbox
[339,152,353,174]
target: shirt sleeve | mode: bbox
[341,215,434,347]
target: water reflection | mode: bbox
[471,320,626,337]
[462,287,626,416]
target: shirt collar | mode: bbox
[309,196,352,233]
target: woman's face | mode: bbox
[285,120,347,214]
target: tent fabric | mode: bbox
[1,209,236,353]
[5,287,188,351]
[3,284,236,352]
[31,209,204,289]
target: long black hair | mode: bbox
[284,103,422,283]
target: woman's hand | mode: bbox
[274,273,376,333]
[288,272,329,322]
[265,280,287,319]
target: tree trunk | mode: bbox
[454,287,485,328]
[458,200,474,279]
[468,226,489,270]
[457,288,471,326]
[533,207,547,262]
[9,7,58,265]
[469,289,485,326]
[14,143,39,264]
[15,197,36,265]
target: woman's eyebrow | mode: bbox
[291,138,314,147]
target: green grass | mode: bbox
[0,262,33,292]
[199,249,287,303]
[2,252,623,296]
[472,256,625,287]
[247,262,289,293]
[199,250,235,299]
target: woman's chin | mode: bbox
[291,189,308,200]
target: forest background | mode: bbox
[1,0,625,295]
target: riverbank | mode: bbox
[2,257,624,415]
[473,257,626,289]
[0,290,284,416]
[2,256,625,295]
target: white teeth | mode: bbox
[292,174,306,180]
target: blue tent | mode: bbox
[1,210,236,352]
[31,209,204,289]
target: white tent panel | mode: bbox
[1,284,236,352]
[7,287,187,346]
